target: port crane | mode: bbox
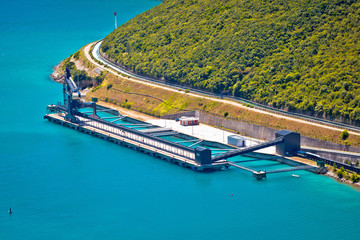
[63,68,98,122]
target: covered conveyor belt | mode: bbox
[212,137,284,162]
[65,70,80,95]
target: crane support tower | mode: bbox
[63,68,98,122]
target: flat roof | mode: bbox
[180,117,199,120]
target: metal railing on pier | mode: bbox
[75,113,196,160]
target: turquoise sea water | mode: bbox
[1,1,360,239]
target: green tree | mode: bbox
[336,169,344,179]
[341,130,350,141]
[332,163,337,172]
[350,173,359,183]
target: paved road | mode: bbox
[85,40,360,135]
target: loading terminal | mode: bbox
[45,69,327,180]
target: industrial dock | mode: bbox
[44,69,327,179]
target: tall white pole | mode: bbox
[114,12,117,29]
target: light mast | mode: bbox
[114,12,117,29]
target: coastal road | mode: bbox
[84,41,360,136]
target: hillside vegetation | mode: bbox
[87,72,360,148]
[101,0,360,124]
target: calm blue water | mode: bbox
[1,1,360,239]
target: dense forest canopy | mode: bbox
[101,0,360,123]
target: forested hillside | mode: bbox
[101,0,360,124]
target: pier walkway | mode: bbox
[228,160,318,179]
[228,162,257,174]
[76,113,195,160]
[45,113,228,171]
[266,165,317,174]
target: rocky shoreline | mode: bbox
[326,171,360,190]
[50,61,65,83]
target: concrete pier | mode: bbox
[46,68,320,179]
[44,113,227,171]
[44,108,319,178]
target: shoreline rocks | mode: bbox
[50,61,65,83]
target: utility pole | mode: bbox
[222,118,225,142]
[114,12,117,29]
[223,127,224,142]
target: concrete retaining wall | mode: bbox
[162,111,360,154]
[300,136,359,153]
[303,149,360,164]
[161,111,199,120]
[198,112,277,140]
[199,111,360,153]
